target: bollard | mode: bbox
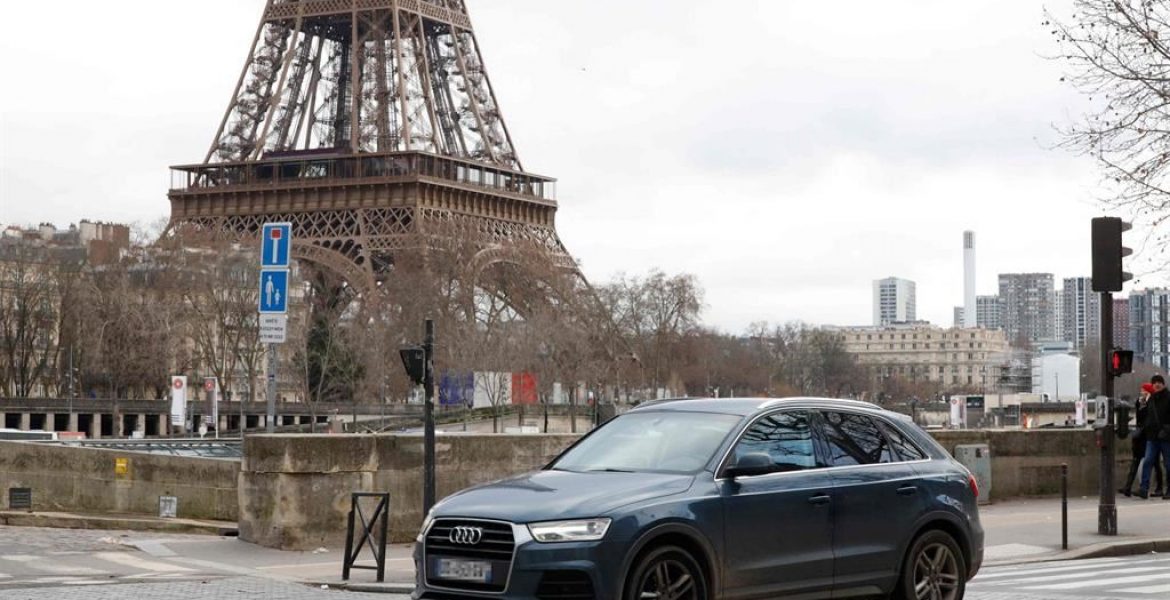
[1061,463,1069,550]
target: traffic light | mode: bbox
[1107,349,1134,377]
[1091,217,1133,292]
[399,346,426,385]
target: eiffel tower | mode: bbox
[168,0,574,291]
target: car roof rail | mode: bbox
[630,397,694,409]
[761,397,883,411]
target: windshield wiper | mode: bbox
[587,468,635,473]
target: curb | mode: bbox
[0,511,238,537]
[984,537,1170,567]
[305,581,415,595]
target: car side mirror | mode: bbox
[725,452,774,479]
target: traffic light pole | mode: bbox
[1098,292,1117,536]
[423,319,436,516]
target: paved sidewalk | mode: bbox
[981,495,1170,564]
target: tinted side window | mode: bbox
[821,412,894,466]
[732,411,817,472]
[879,420,927,461]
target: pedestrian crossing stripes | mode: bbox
[972,554,1170,596]
[0,551,209,589]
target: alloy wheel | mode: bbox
[912,542,961,600]
[638,557,699,600]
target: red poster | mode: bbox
[512,372,538,405]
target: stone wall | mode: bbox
[239,434,579,549]
[931,429,1125,499]
[238,429,1128,550]
[0,440,238,521]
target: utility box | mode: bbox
[954,444,992,505]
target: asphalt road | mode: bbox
[2,524,1169,599]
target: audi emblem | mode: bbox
[449,526,484,545]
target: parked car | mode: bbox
[413,397,983,600]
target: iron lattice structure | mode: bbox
[168,0,574,289]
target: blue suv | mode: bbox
[413,397,983,600]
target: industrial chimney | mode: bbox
[963,231,976,328]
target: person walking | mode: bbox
[1120,383,1163,497]
[1139,374,1170,499]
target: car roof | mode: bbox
[628,397,892,418]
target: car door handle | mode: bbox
[897,485,919,496]
[808,494,831,505]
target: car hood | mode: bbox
[432,470,695,522]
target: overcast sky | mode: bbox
[0,0,1137,332]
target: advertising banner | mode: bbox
[170,376,187,426]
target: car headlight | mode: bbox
[527,518,611,543]
[416,511,435,543]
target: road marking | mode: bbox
[93,552,193,572]
[256,557,413,570]
[131,541,177,557]
[1006,566,1167,584]
[976,558,1132,579]
[11,560,108,576]
[0,555,39,562]
[1118,582,1170,594]
[0,574,9,579]
[1025,572,1170,590]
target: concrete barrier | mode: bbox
[0,440,238,521]
[931,429,1126,499]
[238,429,1130,550]
[239,434,578,549]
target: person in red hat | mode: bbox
[1139,375,1170,499]
[1121,382,1164,497]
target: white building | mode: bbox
[1031,341,1080,402]
[873,277,917,326]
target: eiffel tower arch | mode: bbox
[167,0,578,298]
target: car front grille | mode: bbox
[536,570,595,600]
[425,518,515,593]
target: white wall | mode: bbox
[1032,354,1080,402]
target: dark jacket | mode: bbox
[1145,389,1170,439]
[1136,399,1154,441]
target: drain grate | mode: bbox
[8,487,31,510]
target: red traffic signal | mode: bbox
[1108,349,1134,377]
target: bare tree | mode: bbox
[0,245,57,397]
[1051,1,1170,254]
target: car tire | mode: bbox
[625,545,708,600]
[893,529,967,600]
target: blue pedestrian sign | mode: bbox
[259,269,289,314]
[261,223,292,268]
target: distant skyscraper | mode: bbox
[953,306,964,328]
[999,273,1057,346]
[977,295,1002,330]
[873,277,916,326]
[1129,289,1170,369]
[1061,277,1101,350]
[963,231,976,328]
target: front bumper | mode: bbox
[413,525,624,600]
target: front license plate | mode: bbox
[436,558,492,583]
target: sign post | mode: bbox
[204,377,219,439]
[170,376,187,434]
[260,223,292,434]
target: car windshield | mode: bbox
[549,411,743,474]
